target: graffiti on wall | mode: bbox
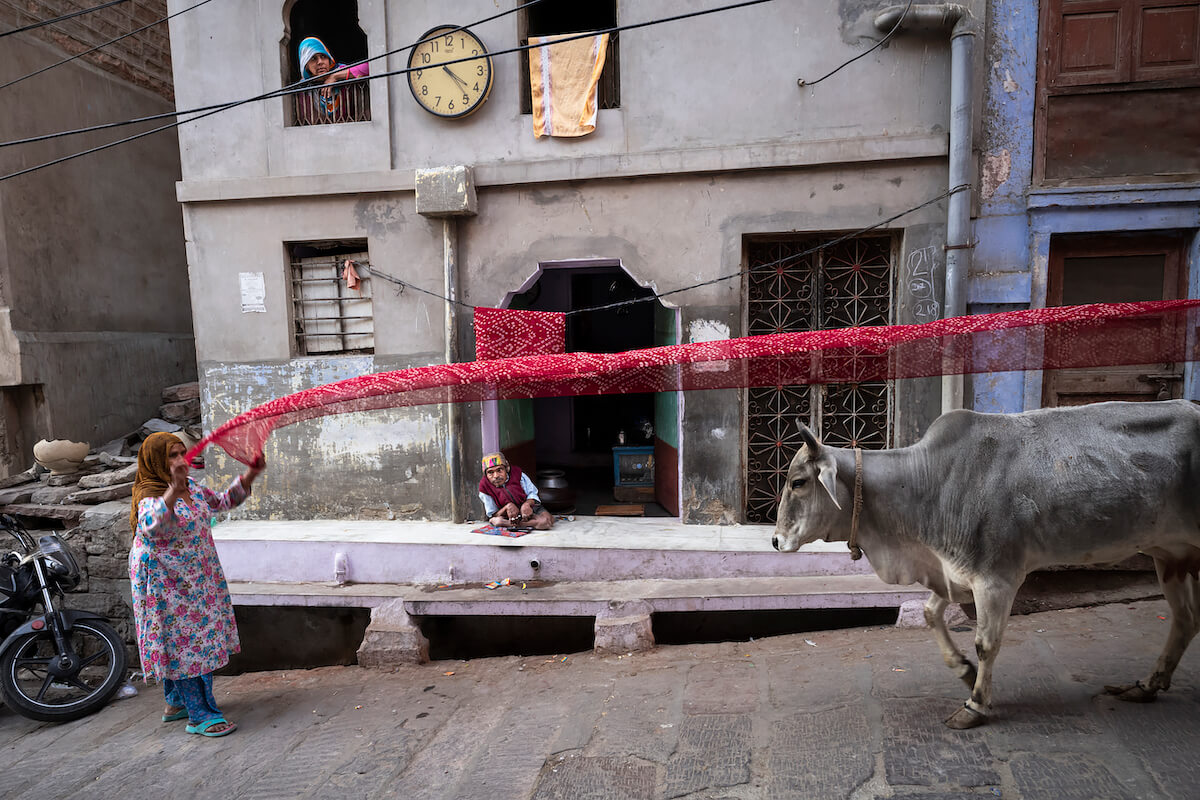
[905,245,941,323]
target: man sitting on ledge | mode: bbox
[478,452,554,530]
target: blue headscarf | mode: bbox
[299,37,335,79]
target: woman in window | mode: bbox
[297,36,369,124]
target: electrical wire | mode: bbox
[0,0,776,181]
[797,0,913,87]
[2,0,760,147]
[0,0,958,324]
[365,265,477,310]
[0,0,551,147]
[257,0,778,106]
[564,182,971,316]
[0,0,216,93]
[0,0,129,39]
[322,184,972,319]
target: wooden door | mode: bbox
[1042,233,1187,406]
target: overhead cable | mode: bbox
[0,0,775,180]
[0,0,130,39]
[252,0,778,106]
[563,183,971,316]
[0,0,549,146]
[317,184,972,319]
[0,0,216,93]
[797,0,913,87]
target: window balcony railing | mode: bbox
[291,81,371,126]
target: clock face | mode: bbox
[407,25,494,119]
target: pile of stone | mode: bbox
[0,382,202,525]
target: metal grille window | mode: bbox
[291,82,371,126]
[744,235,894,523]
[289,243,373,356]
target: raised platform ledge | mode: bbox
[213,517,872,585]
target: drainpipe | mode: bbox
[443,217,465,522]
[873,4,977,413]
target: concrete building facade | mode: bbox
[167,0,1199,530]
[0,0,193,476]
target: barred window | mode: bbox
[289,241,373,356]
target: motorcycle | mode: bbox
[0,513,127,722]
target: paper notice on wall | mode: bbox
[239,272,266,313]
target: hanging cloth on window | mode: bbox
[528,32,609,138]
[342,259,361,291]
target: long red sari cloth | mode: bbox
[188,300,1200,465]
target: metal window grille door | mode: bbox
[290,252,374,356]
[744,235,894,523]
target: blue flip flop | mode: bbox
[185,717,237,737]
[162,708,188,722]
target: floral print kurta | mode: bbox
[129,476,246,680]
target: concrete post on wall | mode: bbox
[415,167,478,523]
[356,598,430,667]
[594,600,655,655]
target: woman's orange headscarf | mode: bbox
[129,432,183,532]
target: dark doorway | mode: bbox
[286,0,368,80]
[505,264,676,517]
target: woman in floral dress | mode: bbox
[129,432,264,737]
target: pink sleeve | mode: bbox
[196,475,248,512]
[348,62,369,78]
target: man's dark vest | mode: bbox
[478,465,527,509]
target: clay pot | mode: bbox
[536,468,576,513]
[33,439,90,474]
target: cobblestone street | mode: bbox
[2,599,1198,799]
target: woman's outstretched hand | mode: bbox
[241,455,266,489]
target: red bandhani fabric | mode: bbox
[473,307,566,359]
[188,300,1200,466]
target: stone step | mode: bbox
[312,575,932,667]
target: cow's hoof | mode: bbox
[945,703,987,729]
[1102,682,1158,703]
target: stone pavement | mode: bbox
[3,598,1198,800]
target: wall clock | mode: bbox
[407,25,494,119]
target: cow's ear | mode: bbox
[797,420,821,457]
[798,421,840,507]
[817,458,841,509]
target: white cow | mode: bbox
[772,400,1200,728]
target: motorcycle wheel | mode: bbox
[0,619,127,722]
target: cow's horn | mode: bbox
[797,421,821,456]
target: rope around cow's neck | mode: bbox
[849,447,864,560]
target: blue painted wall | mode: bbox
[972,0,1200,411]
